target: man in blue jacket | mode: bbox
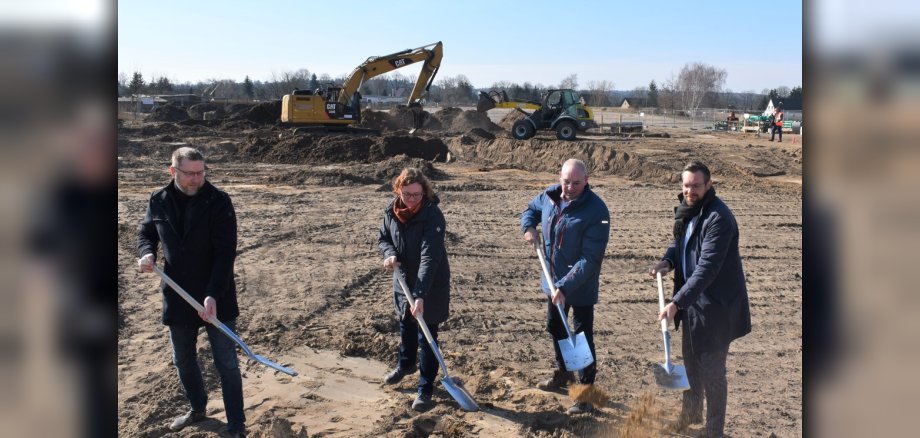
[521,159,610,414]
[137,147,246,438]
[649,161,751,438]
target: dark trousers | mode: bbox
[169,320,245,433]
[397,304,440,395]
[771,124,783,141]
[546,302,596,384]
[681,324,730,438]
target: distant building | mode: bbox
[619,97,649,109]
[763,97,802,122]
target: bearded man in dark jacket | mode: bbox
[137,147,246,438]
[649,161,752,438]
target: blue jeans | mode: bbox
[547,302,597,384]
[169,320,245,432]
[397,305,440,395]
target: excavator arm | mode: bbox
[338,41,443,107]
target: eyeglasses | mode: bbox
[400,191,424,200]
[174,167,206,178]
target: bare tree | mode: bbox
[581,80,612,106]
[776,85,791,97]
[675,62,727,118]
[559,73,578,90]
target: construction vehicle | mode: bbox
[477,89,597,140]
[280,42,443,134]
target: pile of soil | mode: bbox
[267,155,446,187]
[359,109,399,132]
[239,134,449,165]
[433,107,463,128]
[388,106,442,131]
[462,137,682,184]
[147,104,189,122]
[187,102,226,119]
[229,100,281,124]
[499,108,528,131]
[446,110,502,133]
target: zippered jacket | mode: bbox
[521,185,610,306]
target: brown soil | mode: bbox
[118,115,802,437]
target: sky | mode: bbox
[118,0,803,92]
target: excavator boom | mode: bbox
[338,41,443,107]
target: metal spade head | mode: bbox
[441,377,479,412]
[254,354,298,377]
[653,362,690,390]
[558,332,595,372]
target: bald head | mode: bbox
[559,159,588,201]
[561,159,587,178]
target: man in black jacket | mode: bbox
[137,147,246,438]
[649,161,752,438]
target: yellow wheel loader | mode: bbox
[477,89,596,140]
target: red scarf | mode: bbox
[393,198,423,224]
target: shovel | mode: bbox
[395,268,479,412]
[152,266,297,376]
[653,272,689,390]
[533,240,595,372]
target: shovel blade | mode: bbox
[558,332,595,372]
[253,354,298,377]
[653,363,690,390]
[441,377,479,412]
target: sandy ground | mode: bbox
[118,106,802,437]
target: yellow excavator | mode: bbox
[280,41,443,134]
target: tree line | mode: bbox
[119,62,800,113]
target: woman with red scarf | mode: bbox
[377,168,451,412]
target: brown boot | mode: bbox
[537,370,574,392]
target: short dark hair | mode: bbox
[683,161,711,182]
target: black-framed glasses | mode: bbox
[174,167,206,178]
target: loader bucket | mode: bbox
[477,91,497,112]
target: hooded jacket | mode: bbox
[663,190,752,353]
[520,184,610,306]
[378,196,450,324]
[137,181,239,326]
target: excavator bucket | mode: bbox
[477,91,497,112]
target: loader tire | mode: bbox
[556,120,577,141]
[512,120,535,140]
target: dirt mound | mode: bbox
[499,108,528,130]
[388,106,442,131]
[447,110,501,132]
[187,102,226,119]
[147,104,189,122]
[359,109,398,131]
[229,100,281,124]
[433,107,463,128]
[461,137,681,184]
[239,134,449,165]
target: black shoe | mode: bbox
[169,409,207,431]
[537,370,574,392]
[411,393,435,412]
[383,366,417,385]
[567,401,594,414]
